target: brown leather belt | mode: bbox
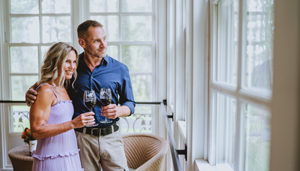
[75,124,119,136]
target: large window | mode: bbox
[1,0,156,169]
[5,0,156,134]
[7,0,72,132]
[209,0,273,170]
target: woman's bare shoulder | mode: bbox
[35,84,55,104]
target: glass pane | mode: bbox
[121,0,152,12]
[90,15,119,41]
[90,0,119,12]
[42,0,71,13]
[41,46,51,60]
[42,16,71,43]
[10,0,39,14]
[213,0,238,85]
[10,46,38,73]
[11,17,39,43]
[131,75,152,101]
[122,45,152,72]
[243,104,270,171]
[11,76,38,100]
[135,105,151,114]
[107,45,119,60]
[212,92,236,167]
[244,0,274,92]
[12,106,30,133]
[122,16,152,41]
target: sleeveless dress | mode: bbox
[32,83,83,171]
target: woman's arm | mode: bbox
[30,85,95,140]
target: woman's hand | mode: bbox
[71,112,95,128]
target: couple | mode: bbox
[27,20,135,171]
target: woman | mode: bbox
[30,42,95,171]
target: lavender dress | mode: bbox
[32,83,83,171]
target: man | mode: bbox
[26,20,135,171]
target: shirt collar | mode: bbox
[101,55,109,66]
[79,52,109,67]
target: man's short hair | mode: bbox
[77,20,103,40]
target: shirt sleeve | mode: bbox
[119,66,136,115]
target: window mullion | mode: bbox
[38,0,42,80]
[235,100,243,170]
[38,0,42,44]
[119,0,122,43]
[236,0,244,91]
[235,0,246,169]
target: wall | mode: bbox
[270,0,300,171]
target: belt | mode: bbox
[75,124,119,136]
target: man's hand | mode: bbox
[101,104,131,119]
[25,81,39,106]
[101,104,118,119]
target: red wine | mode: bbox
[100,99,111,106]
[85,101,96,110]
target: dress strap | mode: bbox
[35,83,59,101]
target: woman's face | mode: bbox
[64,50,77,80]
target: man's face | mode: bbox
[82,26,107,58]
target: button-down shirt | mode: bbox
[68,53,135,127]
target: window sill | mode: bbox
[195,159,234,171]
[195,159,214,171]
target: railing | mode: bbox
[0,100,186,171]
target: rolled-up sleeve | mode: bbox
[119,66,135,115]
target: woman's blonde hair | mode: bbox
[39,42,78,88]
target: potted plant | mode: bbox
[21,127,37,155]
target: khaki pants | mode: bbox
[75,130,128,171]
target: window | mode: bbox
[209,0,273,170]
[1,0,157,168]
[7,0,72,132]
[4,0,156,134]
[87,0,155,134]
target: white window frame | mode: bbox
[207,0,273,170]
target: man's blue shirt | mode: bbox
[68,53,135,127]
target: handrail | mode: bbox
[0,100,26,103]
[0,100,162,105]
[160,101,184,171]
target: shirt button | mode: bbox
[91,76,93,79]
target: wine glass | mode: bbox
[83,90,98,127]
[99,88,112,123]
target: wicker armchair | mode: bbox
[122,133,169,171]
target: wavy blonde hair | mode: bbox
[39,42,78,88]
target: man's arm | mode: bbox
[101,65,135,119]
[25,82,39,106]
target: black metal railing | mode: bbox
[0,100,26,103]
[0,100,162,104]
